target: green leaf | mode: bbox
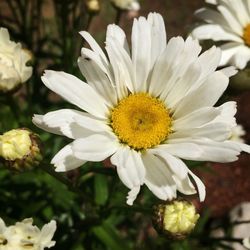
[93,221,131,250]
[94,174,108,206]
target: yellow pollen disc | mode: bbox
[243,24,250,46]
[110,93,172,150]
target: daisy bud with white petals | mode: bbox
[33,12,250,205]
[192,0,250,69]
[0,128,42,171]
[0,27,32,94]
[152,199,200,240]
[0,217,56,250]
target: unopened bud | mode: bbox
[0,128,42,171]
[110,0,140,11]
[152,199,200,240]
[86,0,100,14]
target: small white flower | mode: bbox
[0,27,32,93]
[191,0,250,69]
[0,217,56,250]
[110,0,140,11]
[33,13,250,205]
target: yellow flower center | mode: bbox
[110,93,172,150]
[243,24,250,46]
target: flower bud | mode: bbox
[110,0,140,11]
[0,128,42,171]
[0,27,32,94]
[152,199,200,240]
[86,0,100,14]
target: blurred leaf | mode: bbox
[93,221,132,250]
[94,174,108,206]
[194,209,211,235]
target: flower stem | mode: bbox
[115,9,123,25]
[40,163,91,202]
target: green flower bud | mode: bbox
[0,128,42,171]
[152,199,200,240]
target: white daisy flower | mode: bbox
[191,0,250,69]
[33,13,250,205]
[0,217,56,250]
[0,27,32,93]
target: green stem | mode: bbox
[40,163,91,202]
[115,9,123,25]
[206,237,243,243]
[108,205,152,215]
[5,96,22,126]
[86,13,94,31]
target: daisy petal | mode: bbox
[126,186,141,206]
[191,24,243,42]
[78,56,117,107]
[106,36,135,94]
[195,7,228,26]
[106,24,130,53]
[147,13,167,67]
[217,5,243,35]
[42,70,109,119]
[173,106,221,131]
[197,46,221,80]
[131,16,152,92]
[40,220,57,248]
[149,152,196,195]
[219,66,237,77]
[187,138,241,162]
[52,143,86,172]
[231,46,250,70]
[148,149,188,179]
[174,71,229,118]
[33,114,64,137]
[143,153,176,200]
[33,109,99,139]
[73,134,118,161]
[153,143,203,161]
[188,170,206,201]
[79,31,108,64]
[110,146,145,188]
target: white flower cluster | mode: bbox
[0,28,32,93]
[0,218,56,250]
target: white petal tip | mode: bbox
[126,186,140,206]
